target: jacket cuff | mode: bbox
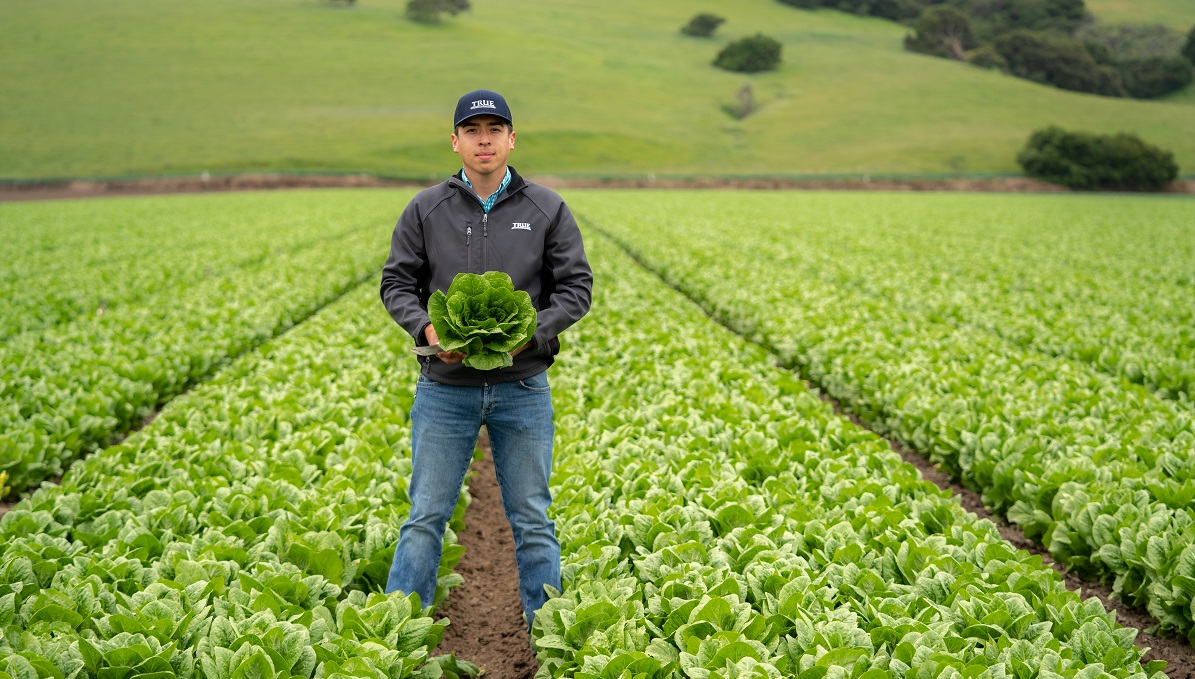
[415,321,432,346]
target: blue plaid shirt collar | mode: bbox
[460,166,511,214]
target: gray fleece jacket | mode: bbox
[380,166,593,386]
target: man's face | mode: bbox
[452,115,515,178]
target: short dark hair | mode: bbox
[454,119,514,134]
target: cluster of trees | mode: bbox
[778,0,1195,99]
[1018,126,1179,190]
[680,14,784,74]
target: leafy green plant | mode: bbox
[0,192,406,498]
[428,271,537,370]
[572,189,1195,639]
[0,284,478,677]
[530,233,1163,678]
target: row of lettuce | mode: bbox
[0,191,414,499]
[571,191,1195,641]
[768,194,1195,401]
[530,234,1166,678]
[0,283,477,679]
[0,193,379,340]
[3,224,1168,679]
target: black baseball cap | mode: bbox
[454,89,513,128]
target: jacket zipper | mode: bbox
[482,213,488,271]
[466,225,471,247]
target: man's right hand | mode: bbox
[425,325,466,364]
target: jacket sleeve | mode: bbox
[380,200,432,345]
[534,200,593,348]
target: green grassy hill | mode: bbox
[1086,0,1195,27]
[2,0,1192,180]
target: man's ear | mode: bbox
[509,130,516,149]
[451,133,459,153]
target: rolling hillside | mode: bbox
[2,0,1192,180]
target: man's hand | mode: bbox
[425,325,466,364]
[510,341,532,358]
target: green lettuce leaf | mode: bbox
[427,271,537,370]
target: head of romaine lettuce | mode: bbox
[427,271,537,370]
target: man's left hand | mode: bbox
[510,341,532,357]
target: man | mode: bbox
[379,89,592,632]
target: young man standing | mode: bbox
[379,89,592,632]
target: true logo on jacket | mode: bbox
[511,222,532,230]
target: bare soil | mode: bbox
[436,428,539,678]
[2,173,1193,202]
[807,385,1195,679]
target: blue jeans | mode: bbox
[385,369,559,632]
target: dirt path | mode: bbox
[3,173,1193,202]
[436,429,539,678]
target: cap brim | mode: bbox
[455,113,513,127]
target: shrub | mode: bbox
[405,0,469,24]
[779,0,925,20]
[1119,57,1194,98]
[1078,23,1186,61]
[714,34,783,73]
[681,13,726,37]
[994,30,1124,96]
[867,0,927,21]
[883,0,925,19]
[905,6,978,60]
[966,44,1008,70]
[963,0,1087,41]
[1017,126,1178,190]
[1083,40,1116,66]
[1184,26,1195,64]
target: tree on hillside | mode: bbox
[994,29,1124,96]
[1183,26,1195,64]
[681,13,726,37]
[957,0,1087,40]
[905,6,978,60]
[1017,125,1178,190]
[406,0,470,24]
[778,0,924,21]
[1118,57,1194,98]
[714,34,783,73]
[1078,23,1186,61]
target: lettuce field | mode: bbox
[1,189,1192,679]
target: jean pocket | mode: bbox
[516,372,551,394]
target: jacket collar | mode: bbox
[448,165,527,207]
